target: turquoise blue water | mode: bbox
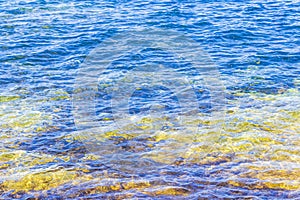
[0,0,300,199]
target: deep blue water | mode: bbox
[0,0,300,199]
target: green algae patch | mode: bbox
[0,96,20,103]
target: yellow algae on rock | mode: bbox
[226,161,300,190]
[288,111,300,121]
[142,98,300,165]
[0,163,10,169]
[122,179,151,190]
[41,25,51,29]
[24,156,56,167]
[224,121,258,133]
[0,150,25,162]
[2,169,77,192]
[103,130,120,138]
[152,127,199,144]
[0,111,53,134]
[0,151,73,183]
[0,93,56,134]
[102,117,112,121]
[76,179,151,195]
[143,186,190,196]
[48,89,70,101]
[93,182,122,193]
[82,153,101,161]
[0,96,20,103]
[139,117,154,124]
[70,178,129,196]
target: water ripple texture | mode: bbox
[0,0,300,199]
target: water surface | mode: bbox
[0,0,300,199]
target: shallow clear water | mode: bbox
[0,0,300,199]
